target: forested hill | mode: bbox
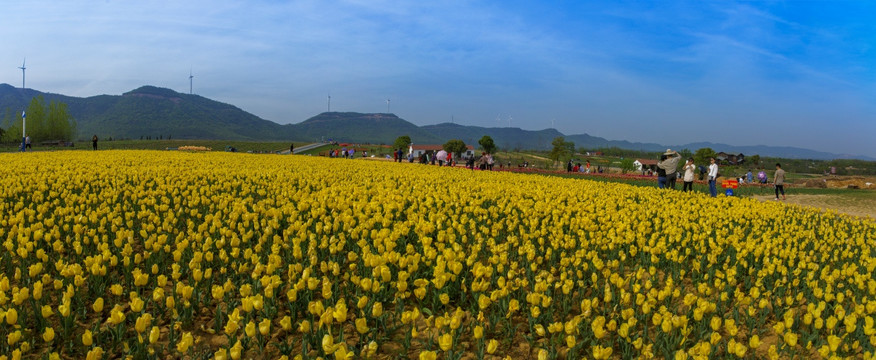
[0,84,870,160]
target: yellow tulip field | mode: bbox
[0,150,874,359]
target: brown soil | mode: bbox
[753,194,876,220]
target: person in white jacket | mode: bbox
[682,158,696,192]
[708,157,719,197]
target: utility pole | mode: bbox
[20,111,26,152]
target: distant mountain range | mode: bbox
[0,83,871,160]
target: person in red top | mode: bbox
[446,152,452,166]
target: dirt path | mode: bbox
[753,194,876,220]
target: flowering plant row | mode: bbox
[0,150,873,359]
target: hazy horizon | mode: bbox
[3,1,874,157]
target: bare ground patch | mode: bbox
[753,193,876,220]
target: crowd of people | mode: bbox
[566,160,604,174]
[329,148,366,158]
[653,149,787,199]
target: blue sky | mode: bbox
[3,1,875,157]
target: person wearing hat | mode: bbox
[657,149,682,190]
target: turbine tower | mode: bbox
[327,94,331,112]
[386,98,390,113]
[189,69,194,95]
[18,58,26,89]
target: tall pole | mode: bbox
[386,99,390,113]
[189,69,193,95]
[20,111,26,152]
[328,95,331,112]
[18,59,26,89]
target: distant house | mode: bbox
[634,159,658,172]
[410,144,475,158]
[716,152,745,165]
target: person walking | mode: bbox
[290,144,294,154]
[682,158,696,192]
[774,163,786,200]
[708,157,718,197]
[92,135,98,150]
[658,149,681,189]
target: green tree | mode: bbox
[393,135,412,150]
[694,147,717,166]
[8,96,77,143]
[679,148,693,161]
[549,136,575,163]
[443,139,468,158]
[748,154,761,166]
[478,135,497,154]
[620,158,636,174]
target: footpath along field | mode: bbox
[0,150,874,360]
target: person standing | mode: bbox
[774,163,786,200]
[566,159,573,173]
[290,144,294,154]
[682,158,696,192]
[92,135,98,150]
[25,136,31,150]
[658,149,681,189]
[656,155,668,189]
[708,157,718,197]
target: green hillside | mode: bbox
[294,112,440,144]
[0,83,870,160]
[420,123,564,150]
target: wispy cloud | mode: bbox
[1,0,874,156]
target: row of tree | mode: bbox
[393,135,498,157]
[1,96,77,143]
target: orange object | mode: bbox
[722,180,738,189]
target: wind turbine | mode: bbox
[508,115,512,128]
[18,58,26,89]
[496,114,502,126]
[327,94,331,112]
[188,68,194,95]
[386,98,390,113]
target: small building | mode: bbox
[411,144,475,158]
[717,152,745,165]
[634,159,658,172]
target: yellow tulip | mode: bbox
[7,330,21,346]
[149,326,160,344]
[230,340,243,360]
[82,330,93,346]
[355,318,369,334]
[259,318,271,336]
[176,332,193,353]
[487,339,499,354]
[5,308,17,325]
[439,333,453,351]
[245,321,256,337]
[41,327,55,343]
[85,347,104,360]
